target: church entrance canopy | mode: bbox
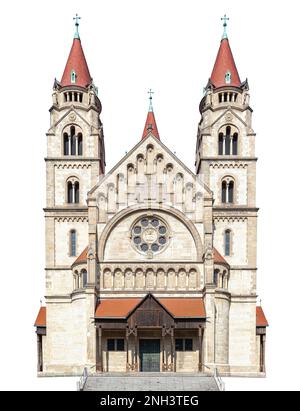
[94,293,206,372]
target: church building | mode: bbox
[34,16,268,377]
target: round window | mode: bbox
[132,217,169,254]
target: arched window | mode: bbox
[71,70,76,84]
[74,181,80,203]
[70,230,77,256]
[232,133,238,155]
[218,133,224,155]
[225,230,231,256]
[225,70,231,84]
[71,126,76,156]
[218,126,239,156]
[67,181,73,203]
[82,270,87,288]
[225,126,231,155]
[78,133,83,156]
[228,181,234,203]
[222,181,227,203]
[67,179,80,204]
[213,270,219,286]
[63,133,69,155]
[221,178,235,204]
[63,126,83,156]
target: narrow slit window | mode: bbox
[70,230,76,256]
[222,181,227,203]
[67,182,73,203]
[82,270,87,288]
[71,71,76,84]
[225,230,231,256]
[218,133,224,155]
[78,133,83,155]
[74,182,80,203]
[228,181,234,203]
[63,133,69,155]
[225,126,231,155]
[232,133,238,155]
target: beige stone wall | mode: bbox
[228,299,258,371]
[213,218,248,266]
[54,218,88,266]
[43,298,87,374]
[209,164,248,206]
[103,211,198,262]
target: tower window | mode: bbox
[75,181,80,203]
[218,126,239,156]
[222,181,227,203]
[71,70,76,84]
[82,270,87,288]
[225,126,231,155]
[63,133,69,155]
[214,270,219,286]
[228,181,234,203]
[78,133,83,155]
[218,133,224,155]
[225,70,231,84]
[232,133,238,155]
[63,126,83,156]
[67,181,73,203]
[225,230,232,256]
[221,178,235,204]
[71,126,76,156]
[70,230,77,257]
[67,179,80,204]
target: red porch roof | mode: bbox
[34,307,46,327]
[256,307,268,327]
[95,297,206,319]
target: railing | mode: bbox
[77,367,88,391]
[214,368,225,391]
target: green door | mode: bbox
[139,339,160,372]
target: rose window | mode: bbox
[132,217,169,254]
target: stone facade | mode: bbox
[35,29,267,379]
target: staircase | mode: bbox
[79,372,222,391]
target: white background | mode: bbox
[0,0,299,391]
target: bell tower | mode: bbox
[45,17,105,297]
[197,17,259,371]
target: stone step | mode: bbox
[82,373,220,391]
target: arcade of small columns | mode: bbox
[100,265,201,291]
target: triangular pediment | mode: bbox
[48,106,93,133]
[211,108,248,129]
[126,293,174,320]
[89,134,212,198]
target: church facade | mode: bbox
[34,19,268,377]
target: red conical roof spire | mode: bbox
[142,89,160,140]
[61,18,92,88]
[210,16,241,89]
[210,38,241,88]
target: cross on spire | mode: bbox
[73,14,81,39]
[221,14,229,39]
[148,89,154,112]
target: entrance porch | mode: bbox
[94,294,206,373]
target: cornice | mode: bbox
[201,157,258,162]
[45,157,101,162]
[44,207,88,213]
[213,207,259,212]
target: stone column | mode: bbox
[37,334,43,372]
[198,326,204,372]
[162,326,166,371]
[96,326,103,372]
[170,327,175,372]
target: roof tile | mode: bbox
[210,38,241,88]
